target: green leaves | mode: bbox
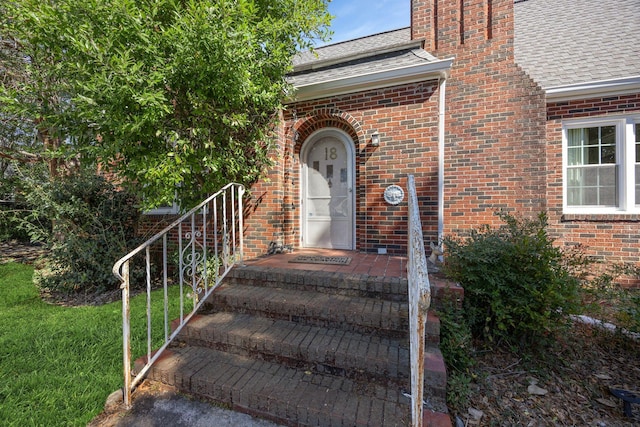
[444,212,583,351]
[1,0,331,209]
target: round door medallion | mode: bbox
[383,185,404,205]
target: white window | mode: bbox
[563,116,640,214]
[144,201,179,215]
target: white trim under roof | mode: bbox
[546,76,640,102]
[289,57,454,102]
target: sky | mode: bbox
[319,0,410,46]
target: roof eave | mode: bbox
[545,76,640,102]
[287,58,453,103]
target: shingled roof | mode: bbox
[513,0,640,90]
[288,28,451,101]
[289,0,640,101]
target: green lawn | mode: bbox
[0,262,189,426]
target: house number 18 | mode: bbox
[325,147,338,160]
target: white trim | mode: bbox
[546,76,640,102]
[437,76,446,251]
[289,58,453,102]
[562,115,640,214]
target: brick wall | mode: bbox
[242,112,287,258]
[546,94,640,267]
[243,83,442,257]
[422,0,548,235]
[243,0,548,258]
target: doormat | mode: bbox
[289,255,352,265]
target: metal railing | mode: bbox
[406,175,432,427]
[112,183,245,407]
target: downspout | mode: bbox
[437,74,447,254]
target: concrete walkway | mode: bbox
[88,382,284,427]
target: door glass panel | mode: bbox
[306,137,348,215]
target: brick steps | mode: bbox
[203,283,438,340]
[179,312,445,391]
[139,267,456,426]
[224,265,409,302]
[146,345,411,426]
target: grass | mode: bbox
[0,262,191,427]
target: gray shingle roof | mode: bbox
[514,0,640,89]
[293,28,413,69]
[289,48,438,88]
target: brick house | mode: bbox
[236,0,640,270]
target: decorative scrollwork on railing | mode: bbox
[180,229,206,297]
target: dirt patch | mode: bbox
[455,323,640,426]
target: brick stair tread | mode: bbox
[180,312,414,385]
[205,283,413,336]
[226,266,463,309]
[148,345,413,426]
[226,266,409,301]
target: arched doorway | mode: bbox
[300,129,355,249]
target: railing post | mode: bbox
[121,260,132,408]
[407,175,431,427]
[238,185,245,265]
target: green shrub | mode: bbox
[0,163,48,242]
[437,300,474,409]
[443,211,582,350]
[20,170,141,293]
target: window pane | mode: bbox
[567,165,617,207]
[636,164,640,206]
[601,126,616,145]
[586,146,599,164]
[567,128,583,147]
[636,123,640,161]
[587,127,599,144]
[568,147,581,166]
[601,145,615,163]
[566,124,619,207]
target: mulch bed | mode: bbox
[455,323,640,426]
[0,240,46,265]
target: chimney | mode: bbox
[411,0,514,55]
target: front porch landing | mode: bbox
[243,248,407,279]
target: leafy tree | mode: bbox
[1,0,331,209]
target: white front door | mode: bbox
[301,131,354,249]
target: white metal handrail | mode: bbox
[112,183,245,407]
[407,175,432,427]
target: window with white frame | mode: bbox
[563,117,640,213]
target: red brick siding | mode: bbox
[431,0,548,236]
[242,112,287,258]
[243,83,441,257]
[546,94,640,271]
